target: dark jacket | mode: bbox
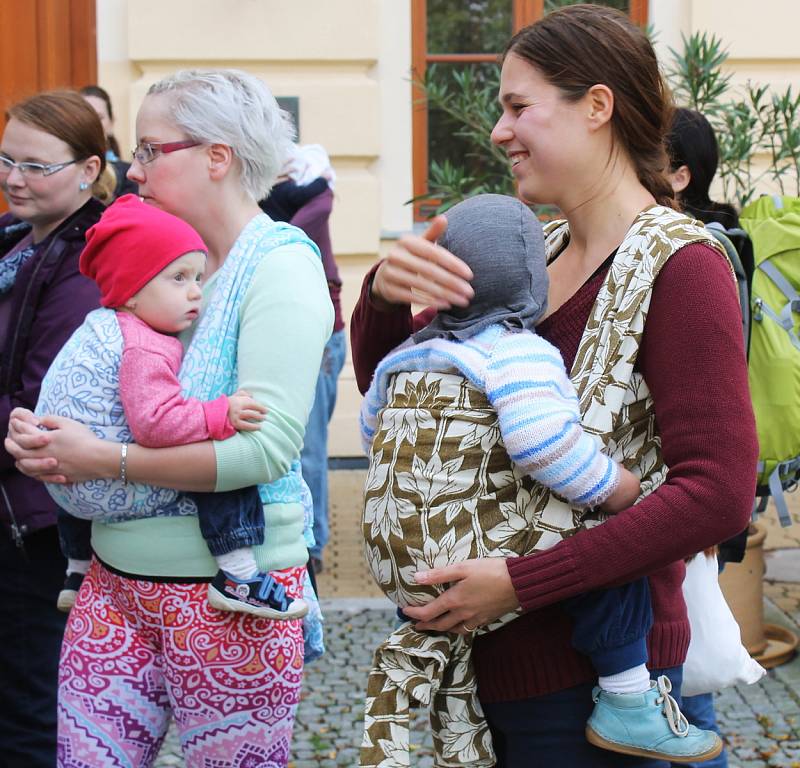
[259,177,328,223]
[0,198,104,543]
[260,179,343,332]
[112,159,138,199]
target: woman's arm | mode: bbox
[405,243,757,631]
[212,241,333,491]
[351,264,415,393]
[507,244,756,606]
[6,410,219,490]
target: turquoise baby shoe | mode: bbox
[585,675,723,764]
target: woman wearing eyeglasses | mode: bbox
[6,70,332,768]
[0,90,104,767]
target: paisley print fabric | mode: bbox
[360,206,732,767]
[58,560,305,768]
[37,308,188,521]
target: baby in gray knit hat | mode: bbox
[359,195,717,767]
[412,193,550,343]
[363,193,636,514]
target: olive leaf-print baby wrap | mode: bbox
[360,206,730,768]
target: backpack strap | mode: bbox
[757,456,800,527]
[706,223,752,352]
[755,260,800,352]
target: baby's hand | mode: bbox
[601,466,641,513]
[227,389,267,432]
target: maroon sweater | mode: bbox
[350,243,757,702]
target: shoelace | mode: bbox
[654,675,690,737]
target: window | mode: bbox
[411,0,647,218]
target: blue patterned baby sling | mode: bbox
[38,214,311,519]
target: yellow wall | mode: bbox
[96,0,800,456]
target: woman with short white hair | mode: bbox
[7,69,332,767]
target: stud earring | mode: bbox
[79,182,89,191]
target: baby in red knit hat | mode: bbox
[56,194,308,621]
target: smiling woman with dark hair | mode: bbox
[350,5,757,766]
[0,89,104,767]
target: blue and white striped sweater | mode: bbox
[361,324,619,508]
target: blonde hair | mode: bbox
[147,69,295,200]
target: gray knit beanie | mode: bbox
[414,194,549,343]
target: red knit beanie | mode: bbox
[80,194,208,308]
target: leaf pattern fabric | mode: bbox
[360,206,730,767]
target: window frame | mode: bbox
[410,0,647,219]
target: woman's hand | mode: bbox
[371,215,474,311]
[5,408,112,484]
[402,558,520,634]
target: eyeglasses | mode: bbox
[0,155,82,179]
[131,140,200,165]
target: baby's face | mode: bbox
[125,250,206,334]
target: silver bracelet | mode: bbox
[120,442,129,486]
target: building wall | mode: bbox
[95,0,800,456]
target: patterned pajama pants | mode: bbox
[58,560,305,768]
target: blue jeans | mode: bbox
[482,666,684,767]
[301,329,346,558]
[192,487,264,557]
[675,693,728,767]
[566,577,653,675]
[58,488,265,560]
[57,512,93,560]
[0,526,67,767]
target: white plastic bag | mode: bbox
[681,552,766,697]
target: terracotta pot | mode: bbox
[718,522,768,656]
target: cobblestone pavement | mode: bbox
[151,583,800,768]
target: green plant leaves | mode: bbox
[668,32,800,203]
